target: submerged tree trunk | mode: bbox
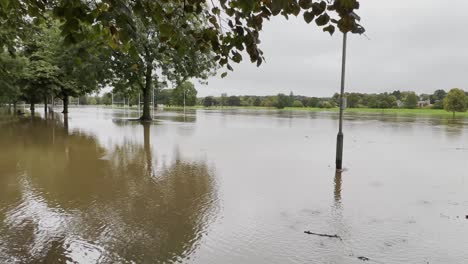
[62,95,69,114]
[143,122,153,175]
[44,96,48,114]
[30,102,35,115]
[63,113,69,134]
[13,102,17,112]
[140,62,153,121]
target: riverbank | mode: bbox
[161,105,468,118]
[37,104,466,118]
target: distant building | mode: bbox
[396,100,404,108]
[417,99,431,108]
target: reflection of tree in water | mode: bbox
[0,115,217,263]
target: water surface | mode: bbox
[1,107,467,263]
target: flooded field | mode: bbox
[1,107,467,263]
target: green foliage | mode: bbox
[318,101,334,108]
[275,93,289,109]
[347,93,361,108]
[227,96,241,106]
[156,89,173,106]
[172,82,197,106]
[0,52,26,104]
[430,89,446,109]
[404,92,418,109]
[292,100,304,107]
[253,97,262,106]
[1,0,364,73]
[203,96,216,107]
[444,88,466,116]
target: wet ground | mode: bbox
[0,107,467,263]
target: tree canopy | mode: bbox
[444,88,466,117]
[1,0,365,117]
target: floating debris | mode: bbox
[304,231,342,240]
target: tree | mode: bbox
[18,19,112,114]
[275,93,289,109]
[0,52,26,110]
[261,97,276,107]
[307,97,320,107]
[391,90,402,100]
[107,1,216,120]
[172,82,197,106]
[404,92,418,109]
[288,91,295,107]
[292,100,304,107]
[3,1,365,91]
[444,88,466,118]
[156,89,173,106]
[253,97,262,107]
[227,96,241,106]
[203,96,215,107]
[430,89,446,109]
[347,93,361,108]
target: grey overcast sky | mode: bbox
[196,0,468,97]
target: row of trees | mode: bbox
[198,88,467,114]
[1,0,365,120]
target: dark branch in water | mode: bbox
[304,231,342,240]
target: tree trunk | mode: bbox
[62,95,69,114]
[143,122,153,175]
[30,102,35,115]
[44,96,48,114]
[63,113,69,134]
[140,62,153,121]
[13,102,17,112]
[453,111,455,119]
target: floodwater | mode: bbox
[1,107,467,264]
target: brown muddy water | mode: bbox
[0,107,467,264]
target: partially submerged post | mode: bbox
[335,32,347,171]
[335,11,361,171]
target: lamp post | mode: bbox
[335,32,347,171]
[183,88,186,114]
[336,12,360,171]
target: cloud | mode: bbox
[197,0,468,97]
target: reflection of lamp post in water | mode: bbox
[336,12,361,171]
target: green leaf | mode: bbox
[303,11,314,24]
[315,13,330,26]
[312,2,326,15]
[160,24,174,37]
[212,7,221,15]
[232,52,242,63]
[298,0,313,9]
[271,0,288,16]
[221,72,227,78]
[323,25,335,35]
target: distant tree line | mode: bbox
[75,88,467,116]
[197,89,467,111]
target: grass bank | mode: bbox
[163,105,468,118]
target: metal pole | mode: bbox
[183,89,186,113]
[138,93,141,115]
[111,93,114,108]
[336,32,347,171]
